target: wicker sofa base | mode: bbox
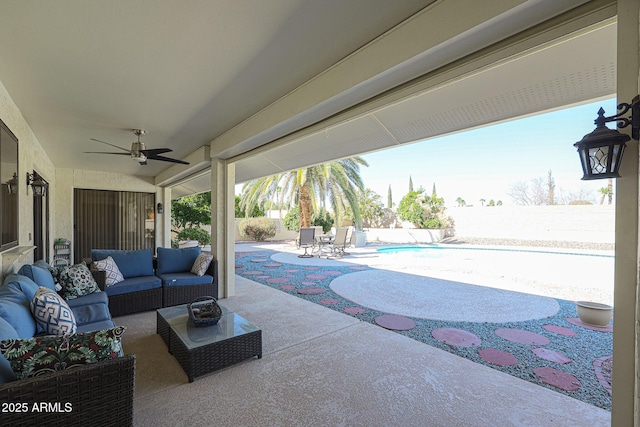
[108,287,163,317]
[0,354,135,427]
[162,282,217,308]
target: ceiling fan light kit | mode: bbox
[85,129,189,166]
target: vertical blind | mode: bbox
[74,189,155,261]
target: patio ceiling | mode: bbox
[0,0,615,198]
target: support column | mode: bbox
[156,187,172,249]
[611,1,640,425]
[211,158,235,298]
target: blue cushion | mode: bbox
[92,248,154,278]
[104,275,162,297]
[76,319,116,333]
[0,300,36,338]
[0,317,18,384]
[17,264,56,291]
[158,272,213,287]
[0,276,42,333]
[156,247,201,274]
[67,293,111,327]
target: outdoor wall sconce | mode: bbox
[574,95,640,180]
[6,173,18,195]
[157,203,163,214]
[26,171,48,197]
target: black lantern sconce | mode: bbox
[6,173,18,195]
[156,203,163,214]
[574,96,640,180]
[26,171,48,197]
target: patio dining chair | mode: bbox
[297,227,316,258]
[326,227,350,259]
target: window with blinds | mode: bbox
[74,189,156,261]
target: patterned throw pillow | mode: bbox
[0,326,126,380]
[93,256,125,287]
[30,286,77,335]
[191,252,213,276]
[53,262,101,300]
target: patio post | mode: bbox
[611,1,640,425]
[211,158,235,298]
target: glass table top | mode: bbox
[170,312,261,350]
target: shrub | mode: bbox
[239,217,277,241]
[176,227,211,246]
[397,188,454,229]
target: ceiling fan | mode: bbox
[85,129,189,166]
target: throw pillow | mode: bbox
[93,256,125,287]
[191,252,213,276]
[0,326,126,380]
[30,286,77,335]
[52,262,101,300]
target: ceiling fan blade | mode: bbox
[141,148,173,156]
[84,151,131,155]
[90,138,131,153]
[145,154,190,165]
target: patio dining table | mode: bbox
[315,234,335,257]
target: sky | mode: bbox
[358,98,618,207]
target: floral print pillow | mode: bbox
[50,262,101,300]
[0,326,126,379]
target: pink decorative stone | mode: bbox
[320,298,339,305]
[478,348,518,366]
[593,355,612,395]
[301,281,316,286]
[280,285,296,291]
[305,274,327,280]
[297,288,326,295]
[532,348,571,364]
[284,269,300,273]
[432,328,481,347]
[566,317,613,333]
[349,266,367,270]
[533,367,581,391]
[242,271,263,275]
[250,258,267,263]
[323,270,342,276]
[542,324,576,337]
[344,307,365,315]
[304,267,321,270]
[256,275,269,279]
[375,314,416,331]
[266,277,289,284]
[263,263,283,267]
[495,328,550,346]
[235,264,243,269]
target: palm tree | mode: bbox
[598,179,614,205]
[240,157,368,229]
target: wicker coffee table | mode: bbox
[157,304,262,382]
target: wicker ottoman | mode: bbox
[157,304,262,382]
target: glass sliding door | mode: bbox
[74,189,155,261]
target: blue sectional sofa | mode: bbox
[90,247,217,316]
[0,261,134,426]
[90,248,163,317]
[156,246,217,307]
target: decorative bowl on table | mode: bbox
[188,296,223,327]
